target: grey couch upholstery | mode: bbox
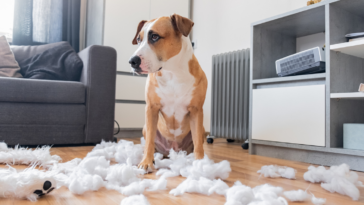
[0,42,117,146]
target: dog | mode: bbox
[129,14,208,170]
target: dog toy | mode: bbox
[0,166,57,201]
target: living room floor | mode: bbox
[1,138,364,205]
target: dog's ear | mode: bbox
[170,14,194,37]
[132,20,147,45]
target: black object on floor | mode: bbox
[226,139,235,143]
[207,138,214,144]
[242,142,249,150]
[113,137,118,143]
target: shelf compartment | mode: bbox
[251,139,364,157]
[330,40,364,59]
[331,92,364,100]
[252,73,325,85]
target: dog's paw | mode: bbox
[138,158,155,172]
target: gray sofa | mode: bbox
[0,42,117,146]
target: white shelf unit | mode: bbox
[331,92,364,100]
[330,40,364,59]
[249,0,364,171]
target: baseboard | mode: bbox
[114,128,143,138]
[114,130,210,139]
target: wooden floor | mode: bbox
[1,138,364,205]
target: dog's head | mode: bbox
[129,14,194,74]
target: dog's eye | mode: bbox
[151,34,159,42]
[137,37,141,44]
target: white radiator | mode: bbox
[210,49,250,141]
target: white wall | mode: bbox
[103,0,189,128]
[191,0,309,131]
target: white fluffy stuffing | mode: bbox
[303,164,361,200]
[114,140,144,166]
[106,161,145,187]
[68,174,105,195]
[283,189,308,202]
[180,155,231,180]
[0,142,8,151]
[257,165,296,179]
[225,181,255,205]
[0,144,61,167]
[169,177,229,196]
[311,194,326,205]
[154,153,172,169]
[224,182,288,205]
[321,176,359,201]
[120,194,150,205]
[155,149,231,181]
[0,166,57,201]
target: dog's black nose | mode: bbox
[129,56,141,69]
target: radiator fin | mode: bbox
[210,49,250,141]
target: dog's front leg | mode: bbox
[189,106,205,160]
[138,104,159,171]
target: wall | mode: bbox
[86,0,104,47]
[102,0,189,129]
[191,0,311,132]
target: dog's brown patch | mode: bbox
[147,17,183,62]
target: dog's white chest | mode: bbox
[155,70,195,126]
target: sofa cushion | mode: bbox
[18,42,83,81]
[0,36,22,78]
[0,102,85,125]
[10,42,66,63]
[0,77,85,104]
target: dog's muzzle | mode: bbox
[129,55,142,73]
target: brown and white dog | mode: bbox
[129,14,207,170]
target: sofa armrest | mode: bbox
[78,45,117,143]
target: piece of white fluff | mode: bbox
[154,153,173,169]
[106,160,145,188]
[169,177,229,196]
[303,164,361,200]
[252,184,283,201]
[283,189,308,202]
[105,158,167,196]
[68,174,105,195]
[311,194,326,205]
[156,149,232,181]
[107,176,167,196]
[55,156,111,194]
[257,165,296,179]
[225,181,255,205]
[49,158,82,175]
[321,176,359,201]
[0,144,61,167]
[224,182,288,205]
[120,194,150,205]
[0,142,8,151]
[0,166,57,201]
[180,155,231,180]
[86,140,144,166]
[114,140,144,166]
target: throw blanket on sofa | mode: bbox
[18,42,83,81]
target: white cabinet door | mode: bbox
[252,85,325,146]
[116,75,147,101]
[115,103,146,128]
[104,0,150,72]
